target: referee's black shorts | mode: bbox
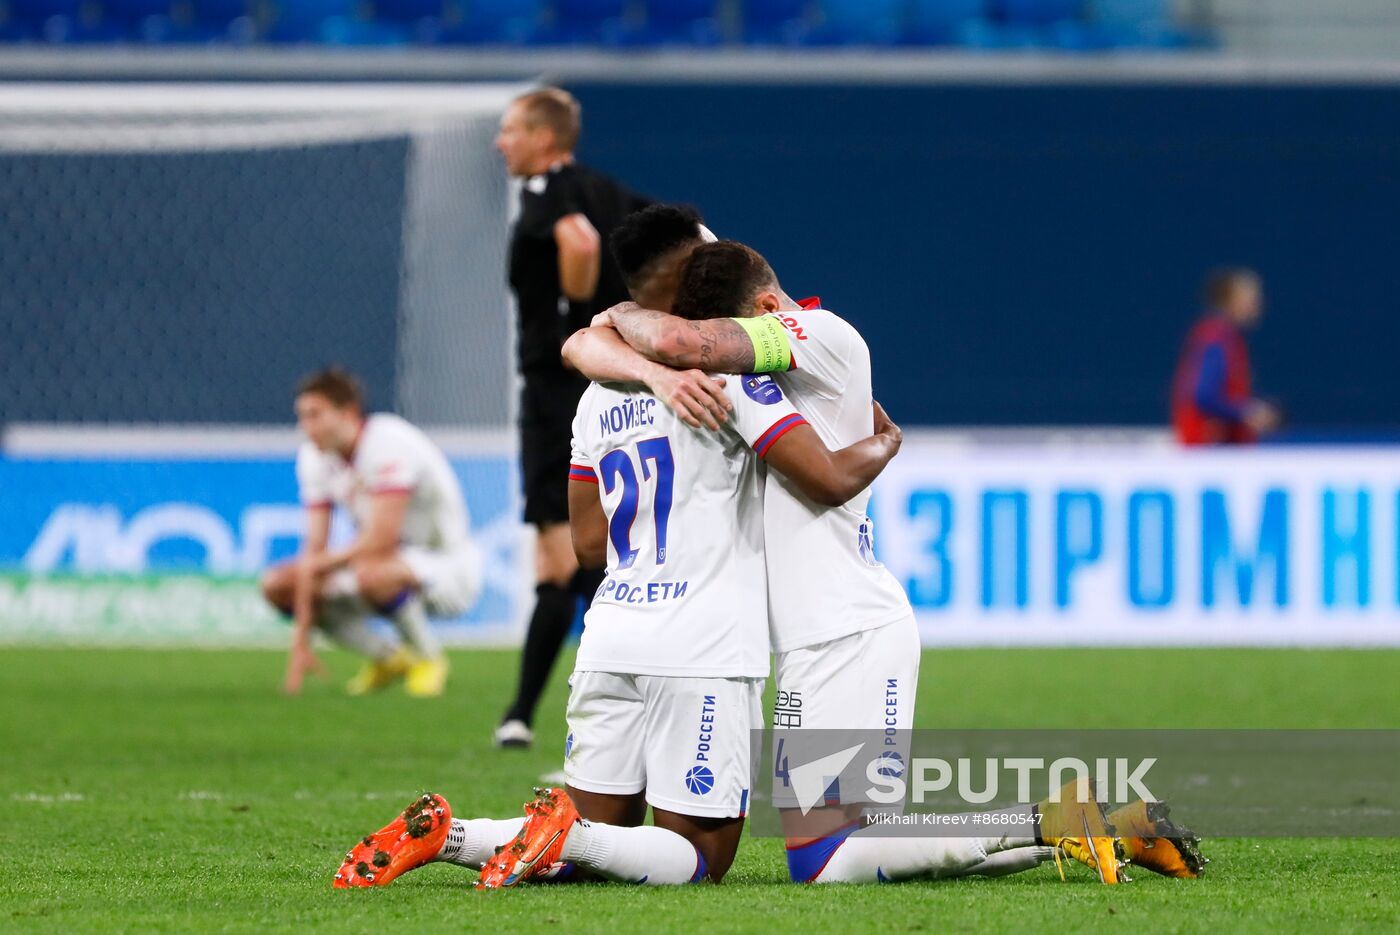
[519,374,588,528]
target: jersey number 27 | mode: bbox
[599,437,674,570]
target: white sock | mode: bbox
[559,820,704,885]
[977,805,1039,853]
[317,598,394,660]
[954,845,1055,878]
[388,595,442,659]
[810,832,987,883]
[435,817,526,870]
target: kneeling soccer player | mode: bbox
[335,306,904,887]
[262,368,481,698]
[565,208,1207,884]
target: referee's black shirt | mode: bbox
[508,161,652,378]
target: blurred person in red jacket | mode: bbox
[1171,268,1281,445]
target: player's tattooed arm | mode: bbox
[563,325,733,429]
[607,304,758,374]
[762,402,903,507]
[568,480,609,570]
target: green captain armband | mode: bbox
[731,315,793,373]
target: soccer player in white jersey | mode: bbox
[561,208,1204,884]
[261,369,481,698]
[330,313,906,889]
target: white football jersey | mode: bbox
[764,303,912,653]
[570,376,808,678]
[295,413,471,552]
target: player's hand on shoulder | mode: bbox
[648,368,731,431]
[873,400,902,449]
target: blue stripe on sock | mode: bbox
[377,588,412,615]
[689,848,708,883]
[784,822,860,883]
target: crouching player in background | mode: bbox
[261,368,481,698]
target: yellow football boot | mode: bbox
[345,647,413,696]
[405,656,449,697]
[1037,778,1129,884]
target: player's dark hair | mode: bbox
[514,87,582,151]
[1203,267,1260,309]
[610,204,705,290]
[672,241,778,322]
[297,367,363,411]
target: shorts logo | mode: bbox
[565,732,575,758]
[876,751,905,779]
[773,690,803,728]
[685,765,715,795]
[742,374,784,405]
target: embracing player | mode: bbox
[261,368,481,698]
[561,206,1205,884]
[331,294,906,887]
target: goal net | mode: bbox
[0,82,526,428]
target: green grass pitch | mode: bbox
[3,647,1398,933]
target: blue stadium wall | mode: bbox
[572,81,1400,430]
[4,79,1399,429]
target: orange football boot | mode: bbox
[476,787,579,889]
[333,792,452,888]
[1109,800,1207,878]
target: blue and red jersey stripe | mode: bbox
[568,463,598,484]
[754,414,807,457]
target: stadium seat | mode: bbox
[741,0,812,45]
[634,0,720,46]
[1085,0,1199,48]
[5,0,68,40]
[808,0,901,45]
[1090,0,1167,24]
[8,0,127,42]
[956,17,1040,48]
[167,0,254,42]
[438,0,542,43]
[103,0,177,41]
[545,0,629,43]
[372,0,445,42]
[904,0,985,45]
[993,0,1080,26]
[375,0,444,20]
[263,0,358,43]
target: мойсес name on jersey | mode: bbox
[597,396,658,436]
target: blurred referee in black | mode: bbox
[493,87,652,748]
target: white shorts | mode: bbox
[563,671,764,819]
[401,544,481,617]
[770,616,920,808]
[320,544,481,618]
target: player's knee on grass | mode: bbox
[260,563,296,615]
[651,808,745,882]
